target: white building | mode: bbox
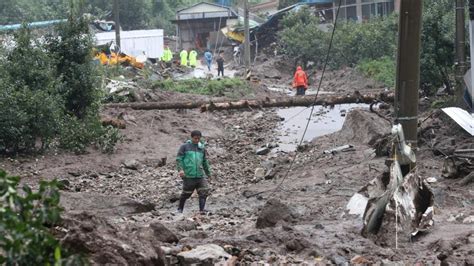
[95,29,164,59]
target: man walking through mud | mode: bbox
[176,130,211,214]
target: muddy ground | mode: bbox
[1,61,473,265]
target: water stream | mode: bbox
[275,104,372,152]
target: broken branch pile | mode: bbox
[105,92,394,112]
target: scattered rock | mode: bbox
[175,219,198,232]
[189,230,208,239]
[123,159,140,170]
[161,246,183,256]
[177,244,231,265]
[351,255,370,264]
[68,171,81,177]
[150,222,179,243]
[223,245,241,256]
[254,168,265,178]
[264,169,277,179]
[266,142,279,149]
[157,157,167,167]
[256,147,271,155]
[330,254,348,265]
[314,223,324,230]
[462,216,474,224]
[285,238,310,252]
[256,198,296,228]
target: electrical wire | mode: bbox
[245,0,344,199]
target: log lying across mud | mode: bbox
[105,92,394,112]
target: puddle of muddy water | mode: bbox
[275,104,371,152]
[174,62,237,80]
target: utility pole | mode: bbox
[469,0,474,112]
[244,0,251,70]
[455,0,466,106]
[394,0,423,147]
[113,0,121,49]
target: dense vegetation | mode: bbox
[279,0,459,94]
[0,6,120,154]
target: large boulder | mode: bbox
[149,222,179,243]
[177,244,231,265]
[336,109,391,146]
[256,198,297,229]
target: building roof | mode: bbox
[175,2,238,21]
[250,0,278,12]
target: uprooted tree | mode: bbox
[106,92,394,111]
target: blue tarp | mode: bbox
[0,19,66,31]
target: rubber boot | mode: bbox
[178,197,187,213]
[199,197,207,212]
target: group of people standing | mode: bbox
[161,45,225,77]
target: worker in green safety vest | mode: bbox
[161,45,173,67]
[189,50,198,68]
[180,49,188,67]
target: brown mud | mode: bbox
[1,62,472,265]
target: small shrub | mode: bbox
[59,114,121,154]
[0,170,84,265]
[96,125,122,154]
[357,57,396,88]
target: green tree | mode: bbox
[0,27,63,153]
[279,7,329,66]
[420,0,456,94]
[47,12,99,119]
[0,0,69,25]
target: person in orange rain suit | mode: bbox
[292,66,308,96]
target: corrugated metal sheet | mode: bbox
[442,107,474,136]
[95,29,164,59]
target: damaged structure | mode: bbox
[172,2,238,50]
[347,124,435,246]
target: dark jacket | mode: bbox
[216,56,224,69]
[176,140,211,178]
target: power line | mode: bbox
[246,0,344,199]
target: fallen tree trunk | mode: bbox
[105,92,394,112]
